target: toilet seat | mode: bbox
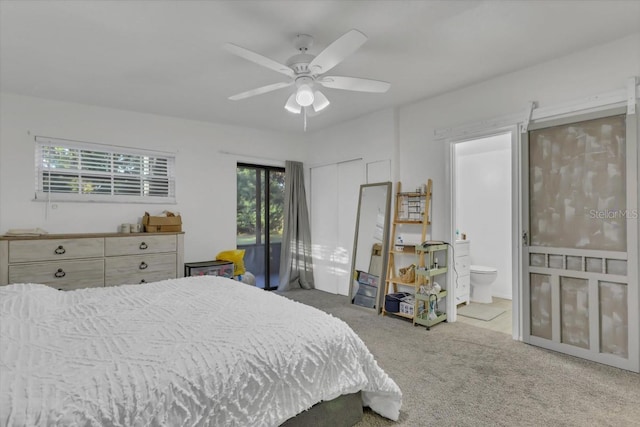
[470,265,497,274]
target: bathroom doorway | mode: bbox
[451,130,517,337]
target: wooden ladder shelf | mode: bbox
[381,179,447,329]
[383,180,432,299]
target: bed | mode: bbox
[0,276,402,426]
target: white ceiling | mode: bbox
[1,1,639,134]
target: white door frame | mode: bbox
[447,125,523,340]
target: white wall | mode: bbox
[0,94,304,262]
[306,108,396,168]
[455,134,512,299]
[2,34,638,298]
[397,34,640,245]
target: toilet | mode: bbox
[470,265,497,303]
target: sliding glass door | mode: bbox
[237,163,285,290]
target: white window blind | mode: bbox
[35,136,176,203]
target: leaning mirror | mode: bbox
[349,182,392,313]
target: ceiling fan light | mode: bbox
[285,93,302,114]
[312,91,330,112]
[295,84,314,107]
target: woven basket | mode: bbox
[398,264,416,283]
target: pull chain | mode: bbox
[303,108,307,132]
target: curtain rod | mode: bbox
[34,134,176,155]
[218,150,288,163]
[308,157,363,169]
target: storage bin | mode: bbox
[357,271,379,288]
[399,298,424,316]
[356,282,377,298]
[184,260,234,278]
[384,292,411,313]
[354,293,376,308]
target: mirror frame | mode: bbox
[349,181,392,313]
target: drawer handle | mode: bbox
[139,262,148,270]
[54,245,66,255]
[139,242,148,250]
[54,268,66,278]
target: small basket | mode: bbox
[398,264,416,283]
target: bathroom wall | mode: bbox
[455,133,512,300]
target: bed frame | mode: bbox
[281,392,363,427]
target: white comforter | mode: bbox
[0,277,401,426]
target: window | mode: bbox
[35,136,176,203]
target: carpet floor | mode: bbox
[281,289,640,427]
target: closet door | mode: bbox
[310,160,363,295]
[522,109,638,372]
[310,164,338,294]
[337,161,363,295]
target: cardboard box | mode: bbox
[143,213,182,232]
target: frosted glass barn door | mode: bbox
[522,109,638,372]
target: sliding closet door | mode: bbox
[310,164,339,294]
[522,108,639,372]
[310,160,363,295]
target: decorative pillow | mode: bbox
[216,249,246,276]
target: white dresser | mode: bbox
[453,240,470,305]
[0,232,184,290]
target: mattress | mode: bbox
[0,277,402,426]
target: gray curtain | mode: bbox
[278,161,314,291]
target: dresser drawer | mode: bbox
[455,255,470,275]
[455,274,470,302]
[105,253,177,286]
[9,259,105,290]
[9,238,104,263]
[455,241,470,257]
[105,235,176,256]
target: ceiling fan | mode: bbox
[224,29,390,128]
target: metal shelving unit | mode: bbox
[413,243,448,329]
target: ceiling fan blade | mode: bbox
[284,93,301,114]
[229,81,293,101]
[308,29,367,75]
[318,76,390,93]
[224,43,294,78]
